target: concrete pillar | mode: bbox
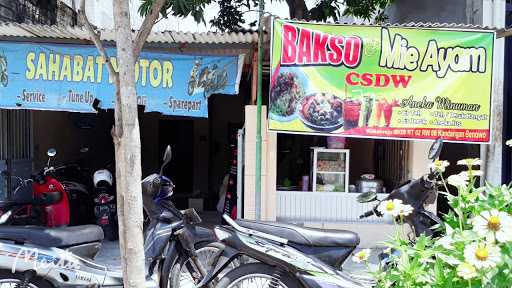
[243,105,277,221]
[408,142,431,179]
[481,0,505,185]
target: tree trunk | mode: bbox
[112,0,146,287]
[285,0,308,20]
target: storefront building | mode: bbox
[242,7,504,242]
[0,22,257,214]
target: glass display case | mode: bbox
[310,148,349,193]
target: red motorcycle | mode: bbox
[0,148,70,227]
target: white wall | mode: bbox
[408,141,431,179]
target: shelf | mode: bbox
[316,171,346,174]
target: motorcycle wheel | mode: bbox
[215,263,299,288]
[0,270,52,288]
[161,242,223,288]
[103,222,118,241]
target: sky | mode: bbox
[64,0,327,32]
[135,0,324,32]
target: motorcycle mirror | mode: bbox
[357,191,378,203]
[428,139,444,160]
[47,148,57,157]
[160,145,172,175]
[80,147,89,153]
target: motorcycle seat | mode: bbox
[0,201,17,208]
[0,225,104,248]
[236,219,360,247]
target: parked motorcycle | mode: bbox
[0,145,216,287]
[92,168,118,240]
[0,148,71,227]
[199,139,445,288]
[53,147,95,226]
[356,138,443,239]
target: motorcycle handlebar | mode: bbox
[359,209,375,219]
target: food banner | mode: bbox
[269,19,495,143]
[0,41,244,117]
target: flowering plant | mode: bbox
[361,158,512,288]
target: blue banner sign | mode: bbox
[0,41,244,117]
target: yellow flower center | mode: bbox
[475,247,489,261]
[434,160,441,167]
[386,202,395,211]
[487,216,501,231]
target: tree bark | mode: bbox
[112,0,145,287]
[285,0,308,20]
[133,0,167,59]
[79,0,167,287]
[80,0,167,286]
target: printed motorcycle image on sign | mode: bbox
[0,50,8,87]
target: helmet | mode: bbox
[153,176,174,203]
[93,169,113,188]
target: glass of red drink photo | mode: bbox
[342,99,362,130]
[383,99,400,127]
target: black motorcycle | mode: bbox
[143,145,219,288]
[92,167,118,240]
[197,139,445,288]
[52,147,95,226]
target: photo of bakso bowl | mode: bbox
[298,93,343,132]
[269,71,305,122]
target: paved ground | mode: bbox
[95,211,383,275]
[95,211,222,267]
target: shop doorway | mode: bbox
[159,119,194,208]
[0,110,32,200]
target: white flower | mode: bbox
[459,170,483,179]
[447,173,469,188]
[429,160,450,173]
[464,243,501,269]
[377,199,404,217]
[457,158,482,167]
[501,185,512,202]
[457,262,478,280]
[438,235,454,249]
[472,209,512,243]
[399,204,414,217]
[506,139,512,147]
[352,249,371,263]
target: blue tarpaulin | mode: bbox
[0,41,244,117]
